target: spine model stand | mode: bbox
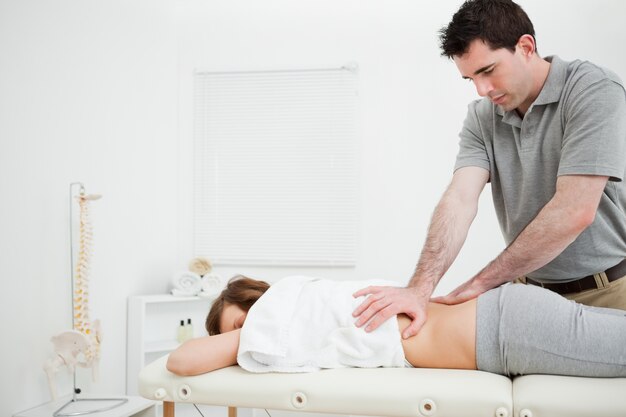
[44,183,127,416]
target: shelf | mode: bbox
[127,294,216,396]
[145,339,180,353]
[138,294,217,304]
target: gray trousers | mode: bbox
[476,283,626,377]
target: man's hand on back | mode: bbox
[352,284,431,339]
[430,276,493,305]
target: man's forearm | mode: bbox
[409,187,478,290]
[472,196,592,286]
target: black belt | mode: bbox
[526,258,626,295]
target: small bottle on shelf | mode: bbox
[177,320,186,343]
[185,318,194,341]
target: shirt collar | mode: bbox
[533,55,567,106]
[495,55,566,123]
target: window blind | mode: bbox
[193,67,358,266]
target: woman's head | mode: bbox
[205,275,270,335]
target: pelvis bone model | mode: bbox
[44,192,102,400]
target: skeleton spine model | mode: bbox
[44,191,102,400]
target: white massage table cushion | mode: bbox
[513,374,626,417]
[140,356,626,417]
[139,355,513,417]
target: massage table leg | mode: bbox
[164,401,175,417]
[229,407,237,417]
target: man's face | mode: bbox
[453,39,534,113]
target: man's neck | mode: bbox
[516,57,552,117]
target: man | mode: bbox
[353,0,626,339]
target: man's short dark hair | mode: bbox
[439,0,536,58]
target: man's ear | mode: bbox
[517,34,536,57]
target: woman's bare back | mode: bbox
[399,299,477,370]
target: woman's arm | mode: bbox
[166,329,240,376]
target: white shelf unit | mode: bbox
[126,294,216,396]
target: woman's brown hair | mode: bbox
[205,275,270,335]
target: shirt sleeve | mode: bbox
[454,100,491,174]
[558,78,626,182]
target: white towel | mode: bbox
[237,275,406,373]
[199,273,224,298]
[170,271,202,296]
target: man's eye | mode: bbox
[484,68,494,74]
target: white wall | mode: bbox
[1,1,625,415]
[175,0,482,288]
[0,0,179,414]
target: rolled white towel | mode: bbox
[170,271,202,296]
[199,273,224,298]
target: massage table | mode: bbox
[139,355,626,417]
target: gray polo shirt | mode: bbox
[455,56,626,282]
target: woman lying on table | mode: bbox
[167,275,626,377]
